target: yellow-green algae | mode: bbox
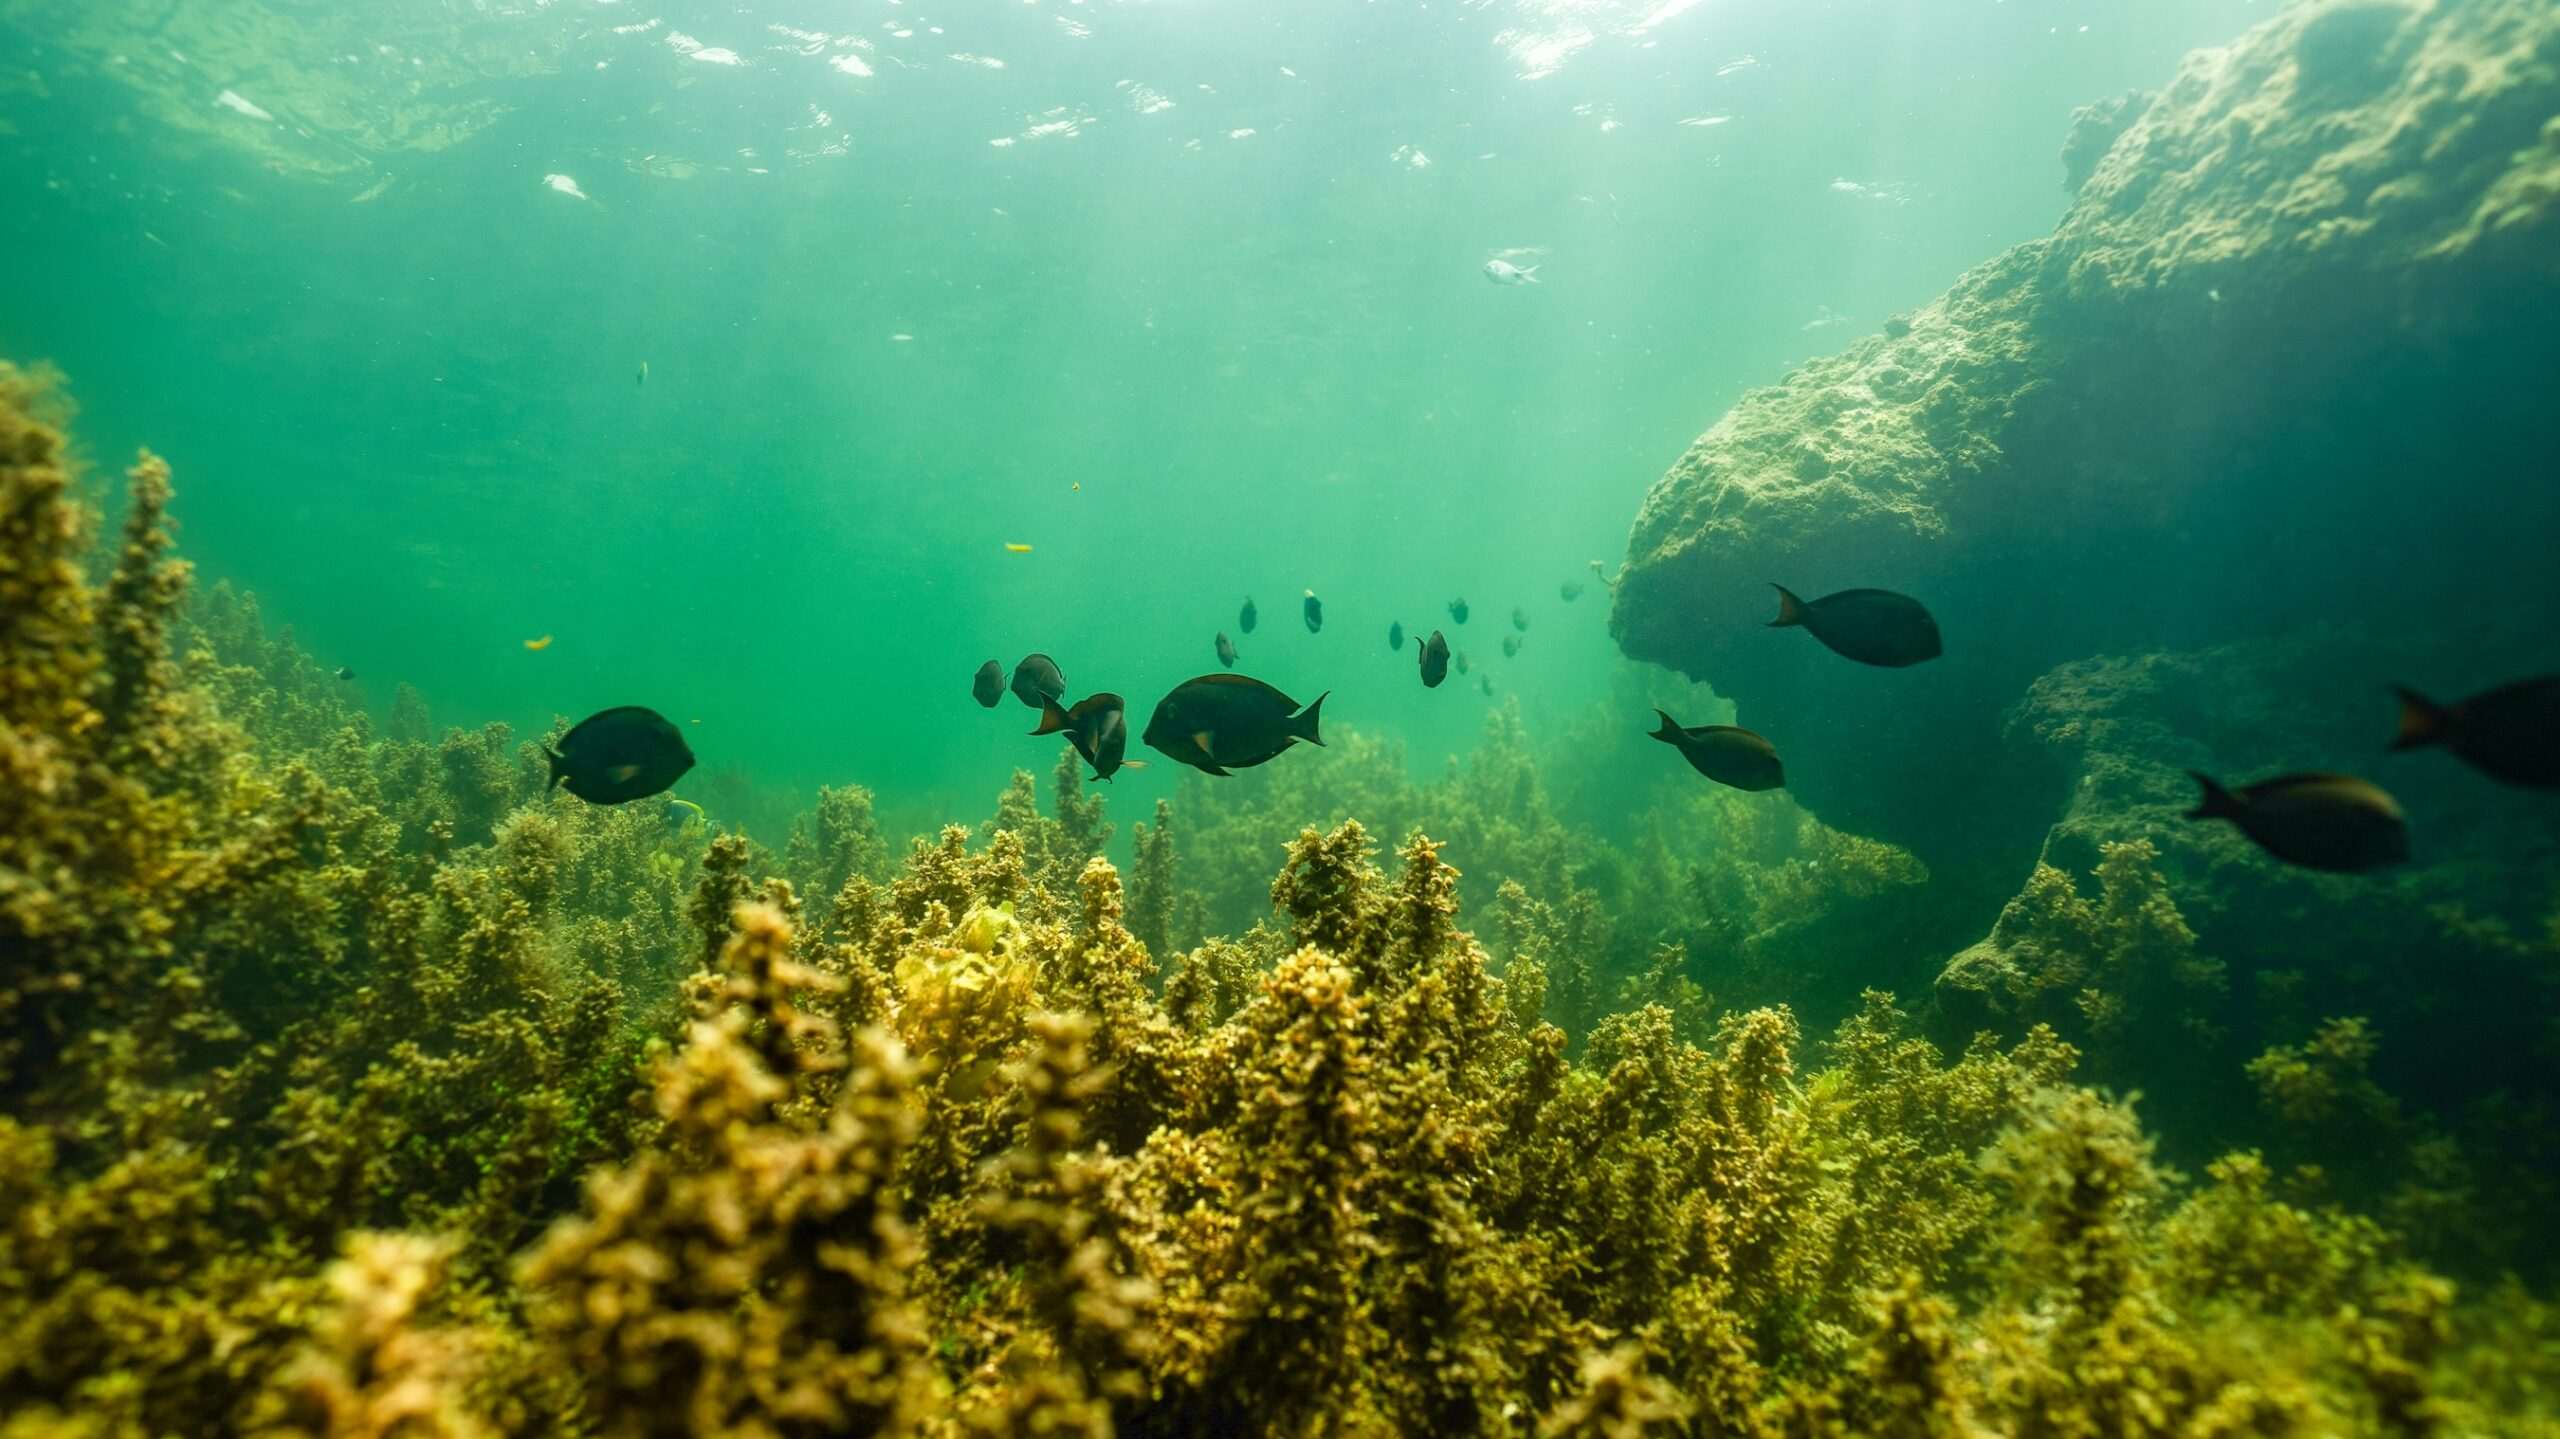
[5,363,2560,1436]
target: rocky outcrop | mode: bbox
[1610,0,2560,868]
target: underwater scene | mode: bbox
[4,0,2559,1433]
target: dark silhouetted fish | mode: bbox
[1389,621,1405,652]
[1449,597,1469,624]
[1455,650,1471,676]
[2184,771,2408,873]
[1239,596,1258,634]
[1560,580,1584,602]
[1502,635,1521,659]
[1303,589,1324,633]
[1417,629,1450,687]
[1480,674,1494,697]
[547,706,695,805]
[1512,607,1529,632]
[1649,710,1784,792]
[1011,653,1066,710]
[1143,674,1326,776]
[335,666,356,681]
[973,659,1005,708]
[1034,692,1131,781]
[1216,632,1239,669]
[2390,675,2560,788]
[1768,584,1941,668]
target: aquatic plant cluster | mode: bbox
[10,366,2560,1433]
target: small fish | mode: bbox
[1010,654,1066,710]
[1071,481,1081,493]
[1216,631,1239,669]
[525,634,554,651]
[1417,629,1450,687]
[1767,584,1941,668]
[1004,542,1035,554]
[1560,581,1584,602]
[1303,589,1324,633]
[1239,596,1258,634]
[1455,651,1472,676]
[2390,676,2560,788]
[972,659,1005,708]
[1502,635,1521,659]
[547,706,695,805]
[1142,674,1326,776]
[665,796,707,827]
[1649,710,1784,792]
[1389,621,1406,652]
[1484,259,1541,285]
[1449,597,1469,624]
[335,665,356,681]
[1511,607,1529,632]
[1033,692,1131,781]
[1480,674,1494,697]
[637,360,648,387]
[2184,771,2409,873]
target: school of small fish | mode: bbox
[534,537,2547,901]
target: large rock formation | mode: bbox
[1611,0,2560,876]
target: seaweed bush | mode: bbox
[6,365,2560,1434]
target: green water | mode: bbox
[0,0,2255,837]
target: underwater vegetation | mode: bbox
[10,360,2560,1435]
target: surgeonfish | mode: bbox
[1143,674,1326,776]
[1648,710,1784,792]
[1010,653,1067,710]
[1560,581,1584,602]
[1303,589,1324,633]
[1033,692,1131,781]
[2389,676,2560,788]
[1417,629,1450,687]
[1389,621,1406,652]
[2184,771,2409,873]
[1240,596,1258,634]
[547,706,695,805]
[1512,607,1529,632]
[1767,584,1941,668]
[1502,635,1521,659]
[335,666,356,681]
[1449,597,1470,624]
[1216,631,1239,669]
[973,659,1005,708]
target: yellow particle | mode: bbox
[1003,542,1034,554]
[524,634,554,651]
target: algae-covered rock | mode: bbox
[1611,0,2560,861]
[1938,624,2560,1152]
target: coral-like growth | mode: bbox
[8,365,2560,1436]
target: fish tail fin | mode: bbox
[2184,770,2239,821]
[1767,584,1807,628]
[1030,700,1071,737]
[1650,709,1683,741]
[1522,264,1541,283]
[1294,691,1329,747]
[544,746,566,792]
[2389,686,2446,751]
